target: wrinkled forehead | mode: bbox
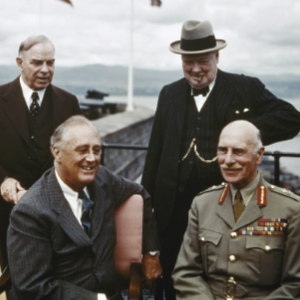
[218,131,256,150]
[22,41,55,58]
[63,125,100,145]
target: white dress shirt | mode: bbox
[19,76,46,110]
[192,76,216,112]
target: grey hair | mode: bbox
[50,115,98,150]
[254,129,263,152]
[18,35,55,57]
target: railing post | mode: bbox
[101,144,106,166]
[274,151,280,186]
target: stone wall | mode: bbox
[92,106,154,181]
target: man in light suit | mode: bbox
[173,120,300,300]
[7,116,162,300]
[141,20,300,300]
[0,35,81,269]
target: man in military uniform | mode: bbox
[172,120,300,300]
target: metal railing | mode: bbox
[101,143,300,186]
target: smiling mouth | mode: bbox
[82,166,94,170]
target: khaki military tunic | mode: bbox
[172,175,300,300]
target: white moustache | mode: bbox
[220,163,242,170]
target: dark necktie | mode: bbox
[192,86,210,97]
[233,190,244,221]
[30,92,40,117]
[79,190,94,236]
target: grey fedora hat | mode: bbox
[169,20,227,55]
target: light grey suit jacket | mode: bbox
[172,175,300,300]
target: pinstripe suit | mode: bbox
[7,166,159,300]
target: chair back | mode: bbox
[114,194,143,277]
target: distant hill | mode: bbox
[0,64,299,98]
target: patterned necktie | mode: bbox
[30,92,40,117]
[78,190,94,236]
[192,86,210,97]
[233,190,244,221]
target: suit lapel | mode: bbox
[50,85,70,130]
[233,192,262,231]
[233,175,265,231]
[89,176,106,242]
[1,77,33,148]
[49,169,93,247]
[172,78,189,137]
[216,189,235,229]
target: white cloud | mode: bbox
[0,0,300,76]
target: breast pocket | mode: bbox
[246,236,284,285]
[198,228,222,275]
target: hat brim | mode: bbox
[169,39,227,55]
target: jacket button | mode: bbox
[229,255,236,262]
[265,245,271,251]
[230,232,237,238]
[200,237,205,241]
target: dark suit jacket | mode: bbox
[7,166,160,300]
[142,69,300,232]
[0,77,81,244]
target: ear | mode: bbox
[52,146,62,163]
[256,146,265,165]
[216,51,219,63]
[16,57,23,72]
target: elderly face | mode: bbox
[16,42,55,90]
[217,121,264,189]
[181,52,219,89]
[53,124,101,192]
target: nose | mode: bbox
[86,150,96,162]
[224,150,235,165]
[40,62,49,73]
[192,62,202,73]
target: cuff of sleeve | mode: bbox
[97,293,107,300]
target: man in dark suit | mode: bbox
[7,116,162,300]
[141,20,300,300]
[0,35,81,269]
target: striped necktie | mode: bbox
[78,190,94,236]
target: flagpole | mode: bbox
[39,0,43,33]
[126,0,134,111]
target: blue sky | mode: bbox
[0,0,299,75]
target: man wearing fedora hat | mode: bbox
[141,20,300,300]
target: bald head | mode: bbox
[220,121,262,150]
[217,121,265,189]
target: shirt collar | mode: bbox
[230,172,260,206]
[55,169,79,199]
[20,76,46,109]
